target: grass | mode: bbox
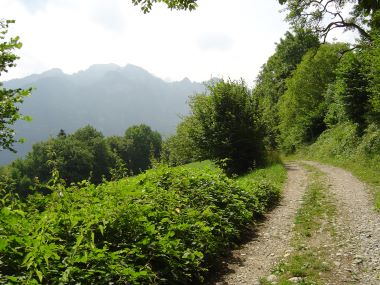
[182,160,217,170]
[236,163,287,190]
[261,164,336,285]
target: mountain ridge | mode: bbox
[1,64,206,165]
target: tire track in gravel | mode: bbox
[212,163,309,285]
[304,161,380,285]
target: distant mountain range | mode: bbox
[1,64,206,165]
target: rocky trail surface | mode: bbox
[212,163,309,285]
[212,161,380,285]
[305,161,380,285]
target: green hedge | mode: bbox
[0,165,281,284]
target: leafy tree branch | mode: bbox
[131,0,197,13]
[0,19,31,152]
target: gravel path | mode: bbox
[212,163,309,285]
[212,161,380,285]
[305,161,380,285]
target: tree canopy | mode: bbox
[175,79,265,175]
[254,29,320,148]
[1,124,163,195]
[124,124,162,174]
[278,43,347,152]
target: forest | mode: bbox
[0,0,380,284]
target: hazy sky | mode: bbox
[3,0,292,83]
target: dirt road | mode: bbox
[306,161,380,285]
[213,163,308,285]
[213,161,380,285]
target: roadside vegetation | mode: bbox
[294,123,380,210]
[0,163,285,284]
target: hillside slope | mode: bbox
[1,64,205,164]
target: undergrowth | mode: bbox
[296,122,380,210]
[0,163,285,284]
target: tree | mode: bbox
[253,29,320,148]
[325,29,380,128]
[72,125,114,183]
[161,116,204,166]
[10,126,114,187]
[278,43,347,152]
[334,51,371,130]
[187,79,264,175]
[124,124,162,174]
[364,30,380,124]
[278,0,380,42]
[57,129,67,138]
[0,20,31,152]
[20,134,95,184]
[131,0,197,13]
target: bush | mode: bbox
[186,79,265,175]
[306,122,360,160]
[0,165,281,284]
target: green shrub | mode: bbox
[299,123,380,210]
[306,122,360,159]
[0,165,281,284]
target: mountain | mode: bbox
[1,64,205,165]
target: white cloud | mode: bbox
[197,33,234,51]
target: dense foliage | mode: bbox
[365,31,380,123]
[250,23,379,155]
[0,20,31,151]
[0,164,282,284]
[164,79,265,175]
[254,29,320,148]
[0,124,162,195]
[161,117,202,166]
[329,51,371,130]
[278,43,346,152]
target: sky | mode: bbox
[1,0,295,84]
[2,0,356,86]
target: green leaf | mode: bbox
[35,269,43,282]
[98,224,104,235]
[7,276,18,282]
[0,239,8,251]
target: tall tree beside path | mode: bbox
[278,43,347,152]
[0,19,31,152]
[253,29,320,149]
